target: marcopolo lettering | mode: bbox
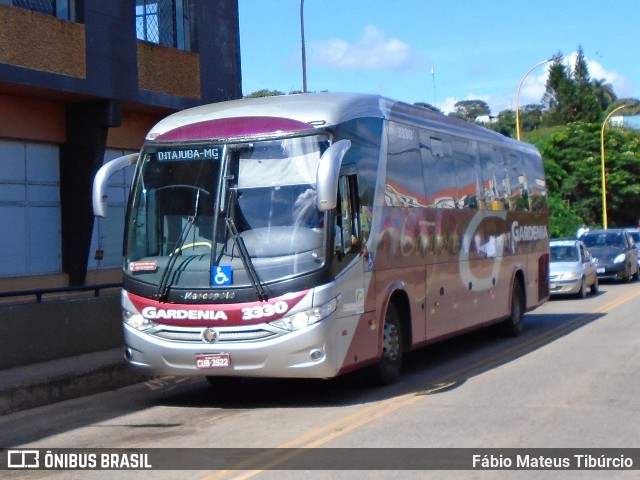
[184,291,236,300]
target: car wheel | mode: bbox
[578,277,587,299]
[633,266,639,281]
[590,276,599,295]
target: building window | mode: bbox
[10,0,54,15]
[0,140,61,277]
[135,0,190,50]
[5,0,77,21]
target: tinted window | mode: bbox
[627,231,640,243]
[452,138,479,209]
[420,132,456,208]
[386,122,425,207]
[479,144,507,211]
[581,232,625,248]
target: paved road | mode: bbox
[1,281,639,479]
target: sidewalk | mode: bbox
[0,349,147,416]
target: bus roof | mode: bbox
[146,92,538,155]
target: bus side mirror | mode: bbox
[92,153,138,217]
[316,140,351,212]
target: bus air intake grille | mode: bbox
[152,328,277,343]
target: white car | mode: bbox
[549,239,599,299]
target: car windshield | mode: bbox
[581,232,624,248]
[550,245,579,262]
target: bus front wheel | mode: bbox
[369,304,403,385]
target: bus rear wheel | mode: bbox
[500,281,524,337]
[369,304,403,385]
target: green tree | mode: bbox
[572,46,602,123]
[521,104,544,132]
[245,89,285,98]
[542,53,574,126]
[488,109,516,137]
[527,122,640,230]
[450,100,490,122]
[591,78,617,113]
[601,126,640,226]
[414,102,441,113]
[547,194,583,238]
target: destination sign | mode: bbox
[156,147,221,162]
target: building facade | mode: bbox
[0,0,242,290]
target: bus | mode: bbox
[93,92,549,385]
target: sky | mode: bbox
[238,0,639,115]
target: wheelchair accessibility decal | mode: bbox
[212,266,233,286]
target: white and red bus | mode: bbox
[93,93,549,384]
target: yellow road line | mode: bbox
[202,287,640,479]
[202,393,422,479]
[592,287,640,313]
[438,287,640,386]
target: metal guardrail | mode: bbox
[0,283,122,304]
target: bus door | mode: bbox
[333,173,377,370]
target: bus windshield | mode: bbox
[125,134,330,291]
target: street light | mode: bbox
[515,55,561,140]
[600,104,629,229]
[300,0,307,93]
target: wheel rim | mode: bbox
[383,320,401,362]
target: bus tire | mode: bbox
[501,280,524,337]
[369,304,403,385]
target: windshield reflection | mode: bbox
[125,135,330,290]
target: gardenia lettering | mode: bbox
[142,306,228,321]
[511,222,548,244]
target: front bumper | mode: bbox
[549,278,581,295]
[122,315,346,379]
[594,263,627,280]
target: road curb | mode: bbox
[0,349,147,416]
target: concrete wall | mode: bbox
[0,295,123,370]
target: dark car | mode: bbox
[626,228,640,270]
[580,229,639,282]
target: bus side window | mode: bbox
[335,175,360,255]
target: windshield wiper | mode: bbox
[225,216,268,302]
[156,189,203,300]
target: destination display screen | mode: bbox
[155,147,222,162]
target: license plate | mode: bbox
[196,353,231,369]
[597,268,605,274]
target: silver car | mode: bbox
[549,239,599,299]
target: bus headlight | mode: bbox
[613,254,626,264]
[123,309,157,331]
[270,297,338,331]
